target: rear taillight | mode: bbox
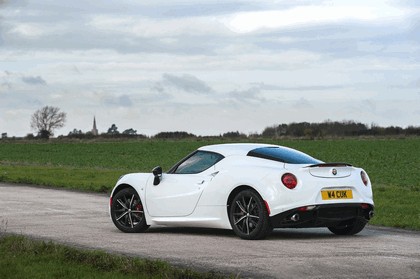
[361,171,369,186]
[282,173,298,189]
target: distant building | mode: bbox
[1,133,7,139]
[92,117,99,136]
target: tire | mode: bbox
[111,188,149,233]
[328,218,367,235]
[229,189,273,240]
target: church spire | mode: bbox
[92,116,98,136]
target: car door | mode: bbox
[145,151,223,217]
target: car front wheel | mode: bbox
[229,189,272,240]
[111,188,149,233]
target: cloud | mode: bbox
[9,23,47,38]
[363,99,376,112]
[104,94,133,107]
[1,72,47,90]
[21,75,47,85]
[222,2,410,33]
[152,82,165,93]
[252,82,346,91]
[294,97,313,109]
[89,14,230,38]
[227,86,265,104]
[161,73,213,94]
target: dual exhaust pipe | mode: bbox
[290,210,374,222]
[290,213,300,222]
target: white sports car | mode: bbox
[110,143,374,239]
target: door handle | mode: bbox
[197,180,205,185]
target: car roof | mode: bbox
[198,143,278,157]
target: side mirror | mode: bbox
[152,166,163,185]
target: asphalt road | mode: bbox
[1,183,419,278]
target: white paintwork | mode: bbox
[309,166,351,178]
[110,143,374,230]
[145,172,209,217]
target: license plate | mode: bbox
[321,190,353,200]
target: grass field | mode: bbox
[0,138,419,229]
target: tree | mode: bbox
[107,124,119,135]
[68,129,83,136]
[122,128,137,135]
[222,131,247,138]
[154,131,196,139]
[67,129,84,139]
[30,106,66,139]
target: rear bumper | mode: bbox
[270,203,374,229]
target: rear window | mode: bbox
[247,147,321,164]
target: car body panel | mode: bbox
[308,166,352,178]
[145,171,211,217]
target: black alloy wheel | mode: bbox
[229,189,272,240]
[111,188,149,233]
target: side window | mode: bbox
[175,151,224,174]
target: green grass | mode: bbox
[0,138,419,229]
[0,164,120,192]
[0,235,226,279]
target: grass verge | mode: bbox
[0,235,228,279]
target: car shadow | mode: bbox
[146,227,236,238]
[144,227,374,239]
[269,228,339,239]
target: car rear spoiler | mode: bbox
[306,162,353,168]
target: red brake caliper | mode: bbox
[136,204,143,211]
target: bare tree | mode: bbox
[31,106,66,138]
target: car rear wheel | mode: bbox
[328,218,367,235]
[111,188,149,233]
[229,189,272,240]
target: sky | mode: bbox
[0,0,419,137]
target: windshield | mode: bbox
[247,146,321,165]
